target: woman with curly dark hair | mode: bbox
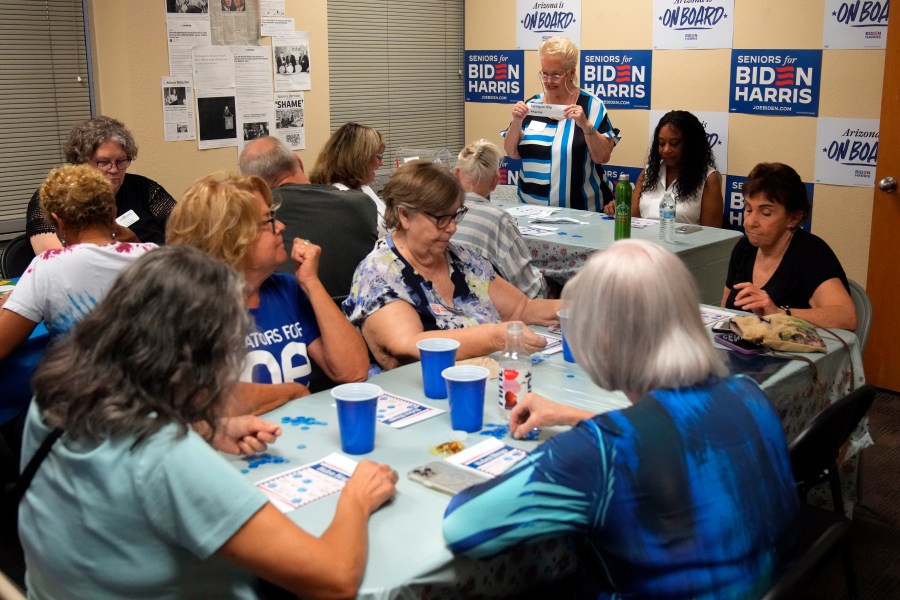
[26,116,176,254]
[609,110,723,227]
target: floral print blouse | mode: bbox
[342,236,501,331]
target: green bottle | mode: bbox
[614,174,632,240]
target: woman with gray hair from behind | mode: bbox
[18,245,397,599]
[444,239,800,599]
[453,139,547,298]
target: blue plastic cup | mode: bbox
[416,338,460,399]
[558,309,575,363]
[331,383,381,455]
[442,365,489,433]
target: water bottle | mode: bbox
[498,322,532,418]
[659,191,676,244]
[614,174,631,241]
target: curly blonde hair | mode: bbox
[309,122,385,189]
[166,172,275,271]
[39,165,116,231]
[539,36,579,72]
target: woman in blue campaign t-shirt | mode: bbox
[167,172,369,413]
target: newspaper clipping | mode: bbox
[273,32,311,91]
[162,77,196,141]
[275,91,305,150]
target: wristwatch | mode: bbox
[780,305,792,316]
[585,125,596,136]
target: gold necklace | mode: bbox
[780,230,794,256]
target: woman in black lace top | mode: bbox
[26,116,175,253]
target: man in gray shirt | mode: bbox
[239,136,377,303]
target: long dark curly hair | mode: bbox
[643,111,716,204]
[32,245,250,448]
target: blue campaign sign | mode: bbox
[580,51,652,110]
[729,50,822,117]
[465,50,524,103]
[499,156,522,186]
[724,175,814,233]
[603,164,644,191]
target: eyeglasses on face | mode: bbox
[538,70,566,82]
[92,158,132,172]
[259,209,278,234]
[423,206,468,228]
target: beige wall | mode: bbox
[465,0,884,285]
[89,0,331,201]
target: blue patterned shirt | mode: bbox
[444,375,799,599]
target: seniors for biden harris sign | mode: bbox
[729,50,822,117]
[580,51,652,110]
[465,51,524,104]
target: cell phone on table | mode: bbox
[407,461,490,495]
[711,320,733,334]
[676,224,702,234]
[714,332,764,355]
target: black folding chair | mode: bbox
[762,384,876,600]
[0,234,35,279]
[789,384,876,517]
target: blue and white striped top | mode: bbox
[507,90,620,211]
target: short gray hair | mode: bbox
[563,239,727,397]
[239,136,296,187]
[64,116,139,165]
[456,139,501,190]
[32,245,250,447]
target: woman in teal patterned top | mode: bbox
[444,239,800,599]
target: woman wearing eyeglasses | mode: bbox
[167,173,369,413]
[26,116,176,254]
[310,122,388,238]
[342,161,559,371]
[504,36,620,212]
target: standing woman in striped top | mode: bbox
[504,36,620,212]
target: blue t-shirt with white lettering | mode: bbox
[242,273,321,387]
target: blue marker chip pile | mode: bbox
[240,452,288,473]
[280,415,328,431]
[480,422,541,441]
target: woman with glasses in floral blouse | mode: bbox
[504,36,620,212]
[167,173,369,414]
[26,116,176,253]
[342,161,560,371]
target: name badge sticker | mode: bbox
[430,303,453,317]
[116,210,139,227]
[526,120,547,132]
